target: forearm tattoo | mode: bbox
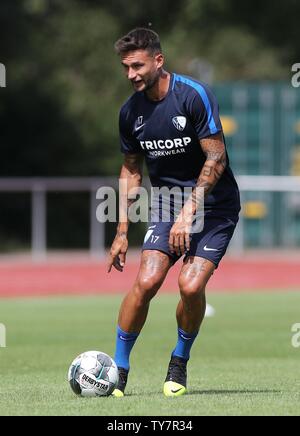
[194,133,227,199]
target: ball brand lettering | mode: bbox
[82,374,108,390]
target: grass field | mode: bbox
[0,292,299,416]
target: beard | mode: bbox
[132,71,160,92]
[143,72,160,92]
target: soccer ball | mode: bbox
[68,351,119,397]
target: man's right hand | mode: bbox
[107,233,128,273]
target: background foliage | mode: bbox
[0,0,298,248]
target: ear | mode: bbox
[155,53,164,69]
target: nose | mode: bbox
[127,67,137,81]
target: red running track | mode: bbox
[0,253,299,297]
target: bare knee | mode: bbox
[178,277,206,301]
[133,274,162,306]
[178,257,215,301]
[132,250,171,307]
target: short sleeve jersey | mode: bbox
[119,73,240,216]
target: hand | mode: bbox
[169,217,192,257]
[107,233,128,273]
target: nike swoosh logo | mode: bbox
[134,123,145,132]
[119,336,135,341]
[148,225,156,229]
[171,388,184,393]
[203,245,220,252]
[180,334,192,340]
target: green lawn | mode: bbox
[0,292,299,416]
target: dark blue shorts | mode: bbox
[142,214,238,268]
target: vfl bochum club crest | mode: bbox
[172,116,187,131]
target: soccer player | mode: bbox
[108,28,240,397]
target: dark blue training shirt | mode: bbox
[119,73,240,217]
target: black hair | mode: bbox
[114,28,162,56]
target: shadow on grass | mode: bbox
[114,388,282,397]
[189,389,281,395]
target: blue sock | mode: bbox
[114,326,139,371]
[172,328,199,361]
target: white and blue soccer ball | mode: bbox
[68,351,119,397]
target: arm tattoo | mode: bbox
[201,133,226,161]
[201,133,227,165]
[183,133,227,214]
[196,133,227,197]
[196,177,213,192]
[202,164,213,177]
